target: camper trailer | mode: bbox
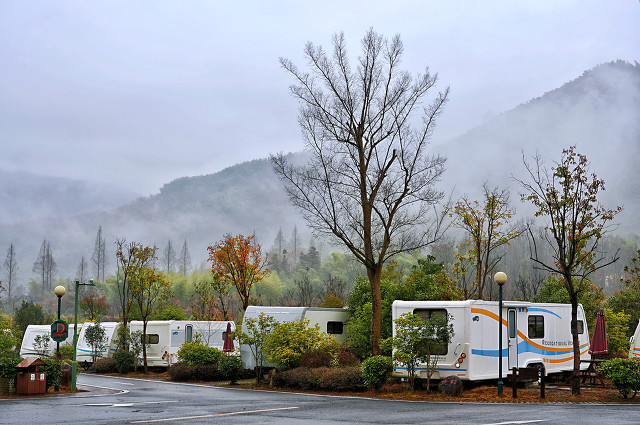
[75,322,120,363]
[392,300,590,382]
[629,320,640,358]
[240,306,349,370]
[20,324,80,357]
[128,320,237,367]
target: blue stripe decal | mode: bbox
[395,367,467,372]
[527,308,562,319]
[472,341,583,358]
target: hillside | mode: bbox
[437,60,640,233]
[0,61,638,280]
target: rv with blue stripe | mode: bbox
[392,300,590,382]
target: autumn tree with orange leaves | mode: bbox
[208,234,269,310]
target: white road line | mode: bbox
[130,406,300,423]
[83,401,179,407]
[482,420,547,425]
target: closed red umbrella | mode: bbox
[223,322,234,353]
[589,308,608,357]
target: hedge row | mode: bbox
[272,366,365,391]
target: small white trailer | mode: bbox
[75,322,120,363]
[629,320,640,358]
[20,324,80,357]
[392,300,591,381]
[240,306,349,370]
[128,320,237,367]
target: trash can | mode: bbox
[16,357,47,395]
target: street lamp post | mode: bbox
[494,271,508,395]
[72,279,95,392]
[53,285,66,392]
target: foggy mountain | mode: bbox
[0,60,638,280]
[437,60,640,233]
[0,170,138,224]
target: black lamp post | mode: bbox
[494,271,507,395]
[72,279,94,392]
[53,285,66,391]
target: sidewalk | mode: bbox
[0,383,122,399]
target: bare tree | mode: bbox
[515,146,622,395]
[76,256,89,284]
[161,239,176,273]
[91,226,107,282]
[271,29,449,354]
[33,239,56,292]
[178,238,191,276]
[3,243,18,300]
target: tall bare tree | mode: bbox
[3,243,18,300]
[178,238,191,276]
[91,226,107,282]
[271,29,449,354]
[161,239,176,273]
[33,239,56,292]
[515,146,622,395]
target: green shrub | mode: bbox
[299,350,332,368]
[40,357,63,390]
[0,355,22,379]
[219,356,243,383]
[168,363,196,381]
[177,341,224,366]
[318,366,364,391]
[361,356,392,390]
[59,345,75,360]
[600,358,640,398]
[113,350,134,374]
[90,358,118,374]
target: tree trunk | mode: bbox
[368,266,383,356]
[566,277,581,395]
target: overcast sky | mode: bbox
[1,1,638,195]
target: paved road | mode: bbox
[2,374,640,425]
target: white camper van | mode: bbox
[240,306,349,370]
[20,324,80,357]
[75,322,120,363]
[129,320,237,367]
[629,320,640,358]
[392,300,590,382]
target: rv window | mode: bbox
[413,309,447,321]
[413,309,448,355]
[143,334,160,344]
[508,309,516,338]
[528,316,544,339]
[577,320,584,334]
[327,321,344,335]
[186,325,193,343]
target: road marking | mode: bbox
[482,421,547,425]
[130,406,299,423]
[83,401,178,407]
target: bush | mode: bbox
[196,363,223,381]
[600,358,640,398]
[361,356,392,390]
[113,350,134,374]
[0,355,22,379]
[219,356,243,383]
[337,348,360,367]
[168,363,197,381]
[59,345,75,360]
[177,341,224,366]
[90,358,118,374]
[40,357,63,390]
[272,366,365,392]
[299,350,332,368]
[318,367,365,391]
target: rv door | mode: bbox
[507,308,518,369]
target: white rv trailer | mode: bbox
[240,306,349,370]
[75,322,120,363]
[128,320,237,367]
[20,324,80,357]
[392,300,590,381]
[629,320,640,358]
